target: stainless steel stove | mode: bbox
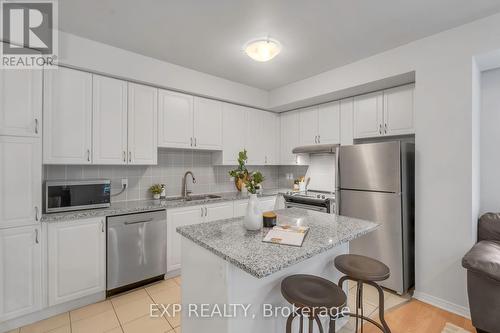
[283,190,335,213]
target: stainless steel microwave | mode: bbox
[45,179,111,213]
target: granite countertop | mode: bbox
[41,189,284,223]
[177,208,378,278]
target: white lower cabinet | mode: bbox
[0,225,42,321]
[204,202,233,222]
[47,217,106,306]
[166,201,235,273]
[167,206,203,273]
[233,196,277,218]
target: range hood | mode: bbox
[292,144,340,154]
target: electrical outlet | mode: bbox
[121,178,128,188]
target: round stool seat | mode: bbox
[335,254,390,281]
[281,274,346,309]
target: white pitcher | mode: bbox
[244,194,262,231]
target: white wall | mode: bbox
[480,68,500,215]
[268,12,500,316]
[304,155,336,192]
[58,32,269,109]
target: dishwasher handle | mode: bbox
[124,218,154,225]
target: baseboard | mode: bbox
[413,290,471,319]
[0,292,105,333]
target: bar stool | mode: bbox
[281,274,347,333]
[334,254,391,333]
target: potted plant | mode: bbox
[229,150,249,191]
[149,184,163,200]
[243,171,265,231]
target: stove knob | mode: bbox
[316,194,321,198]
[322,195,326,199]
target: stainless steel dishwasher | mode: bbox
[106,210,166,296]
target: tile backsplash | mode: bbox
[44,150,307,202]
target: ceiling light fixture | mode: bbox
[244,37,281,62]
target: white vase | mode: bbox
[244,194,262,231]
[153,193,160,200]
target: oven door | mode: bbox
[285,201,329,213]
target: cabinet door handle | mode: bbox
[194,138,197,147]
[384,123,388,134]
[101,220,105,232]
[314,135,317,144]
[318,135,320,143]
[35,206,39,221]
[122,151,126,162]
[204,207,208,217]
[128,151,132,163]
[296,155,298,164]
[201,207,204,217]
[87,149,91,162]
[35,228,39,244]
[34,118,39,134]
[379,124,382,135]
[190,137,193,147]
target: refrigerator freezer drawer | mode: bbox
[338,141,401,193]
[339,189,406,294]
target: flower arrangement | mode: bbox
[228,150,249,191]
[149,184,163,199]
[245,171,264,194]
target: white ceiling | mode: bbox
[59,0,500,90]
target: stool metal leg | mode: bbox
[328,315,336,333]
[313,315,324,333]
[286,311,297,333]
[366,281,391,333]
[308,316,313,333]
[299,315,303,333]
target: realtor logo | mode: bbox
[1,0,58,68]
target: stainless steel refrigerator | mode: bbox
[335,141,414,294]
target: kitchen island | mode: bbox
[177,208,378,333]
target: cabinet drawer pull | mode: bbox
[35,229,39,244]
[35,206,39,221]
[204,207,208,217]
[34,118,39,134]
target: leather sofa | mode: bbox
[462,213,500,333]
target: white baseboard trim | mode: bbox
[0,292,105,333]
[413,290,470,319]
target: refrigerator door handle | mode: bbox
[335,146,341,214]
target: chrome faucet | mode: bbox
[182,171,196,199]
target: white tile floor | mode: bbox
[9,276,410,333]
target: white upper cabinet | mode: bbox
[158,90,194,149]
[127,83,158,165]
[0,137,41,228]
[353,84,415,139]
[220,103,247,164]
[318,101,340,144]
[280,111,309,165]
[43,67,93,164]
[48,217,106,306]
[383,84,415,136]
[92,75,128,165]
[0,225,42,321]
[262,111,280,165]
[246,109,266,165]
[299,106,318,146]
[298,102,340,146]
[340,98,354,146]
[0,69,42,137]
[353,91,384,138]
[193,97,222,150]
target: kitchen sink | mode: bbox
[185,194,222,201]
